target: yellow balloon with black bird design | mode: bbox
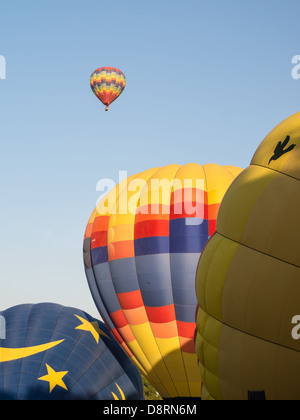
[195,112,300,400]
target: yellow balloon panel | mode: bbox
[218,166,300,266]
[222,241,300,351]
[218,323,300,400]
[195,307,222,400]
[217,165,277,243]
[196,232,239,320]
[197,233,300,352]
[195,112,300,400]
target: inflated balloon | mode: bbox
[195,112,300,400]
[90,67,126,111]
[83,163,242,398]
[0,303,144,400]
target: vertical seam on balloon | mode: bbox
[87,360,121,400]
[28,304,65,399]
[87,346,143,400]
[98,183,136,354]
[54,310,127,400]
[134,168,178,394]
[168,164,193,398]
[62,316,111,400]
[105,170,168,396]
[202,164,211,395]
[88,206,119,333]
[202,165,226,400]
[130,167,172,397]
[202,165,210,317]
[58,310,102,393]
[239,325,247,400]
[202,164,240,400]
[195,165,209,398]
[89,244,117,331]
[106,174,146,357]
[16,304,34,399]
[204,163,213,238]
[221,165,242,179]
[89,183,135,361]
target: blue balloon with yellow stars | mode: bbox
[0,303,144,400]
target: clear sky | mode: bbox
[0,0,299,318]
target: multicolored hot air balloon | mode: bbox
[83,163,242,399]
[90,67,126,111]
[195,112,300,400]
[0,303,144,400]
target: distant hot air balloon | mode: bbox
[0,303,144,400]
[195,112,300,400]
[83,163,242,399]
[90,67,126,111]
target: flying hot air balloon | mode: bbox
[90,67,126,111]
[83,163,242,399]
[0,303,144,400]
[195,112,300,400]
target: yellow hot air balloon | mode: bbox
[195,112,300,400]
[83,163,242,399]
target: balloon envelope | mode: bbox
[195,112,300,400]
[0,303,144,400]
[83,163,242,398]
[90,67,126,111]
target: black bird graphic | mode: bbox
[268,135,296,165]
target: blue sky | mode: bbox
[0,0,299,318]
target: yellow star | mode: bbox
[74,314,110,343]
[38,364,68,393]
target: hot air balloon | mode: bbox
[0,303,144,400]
[83,163,242,399]
[90,67,126,111]
[195,112,300,400]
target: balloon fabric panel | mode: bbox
[195,112,300,400]
[84,163,242,398]
[0,303,144,400]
